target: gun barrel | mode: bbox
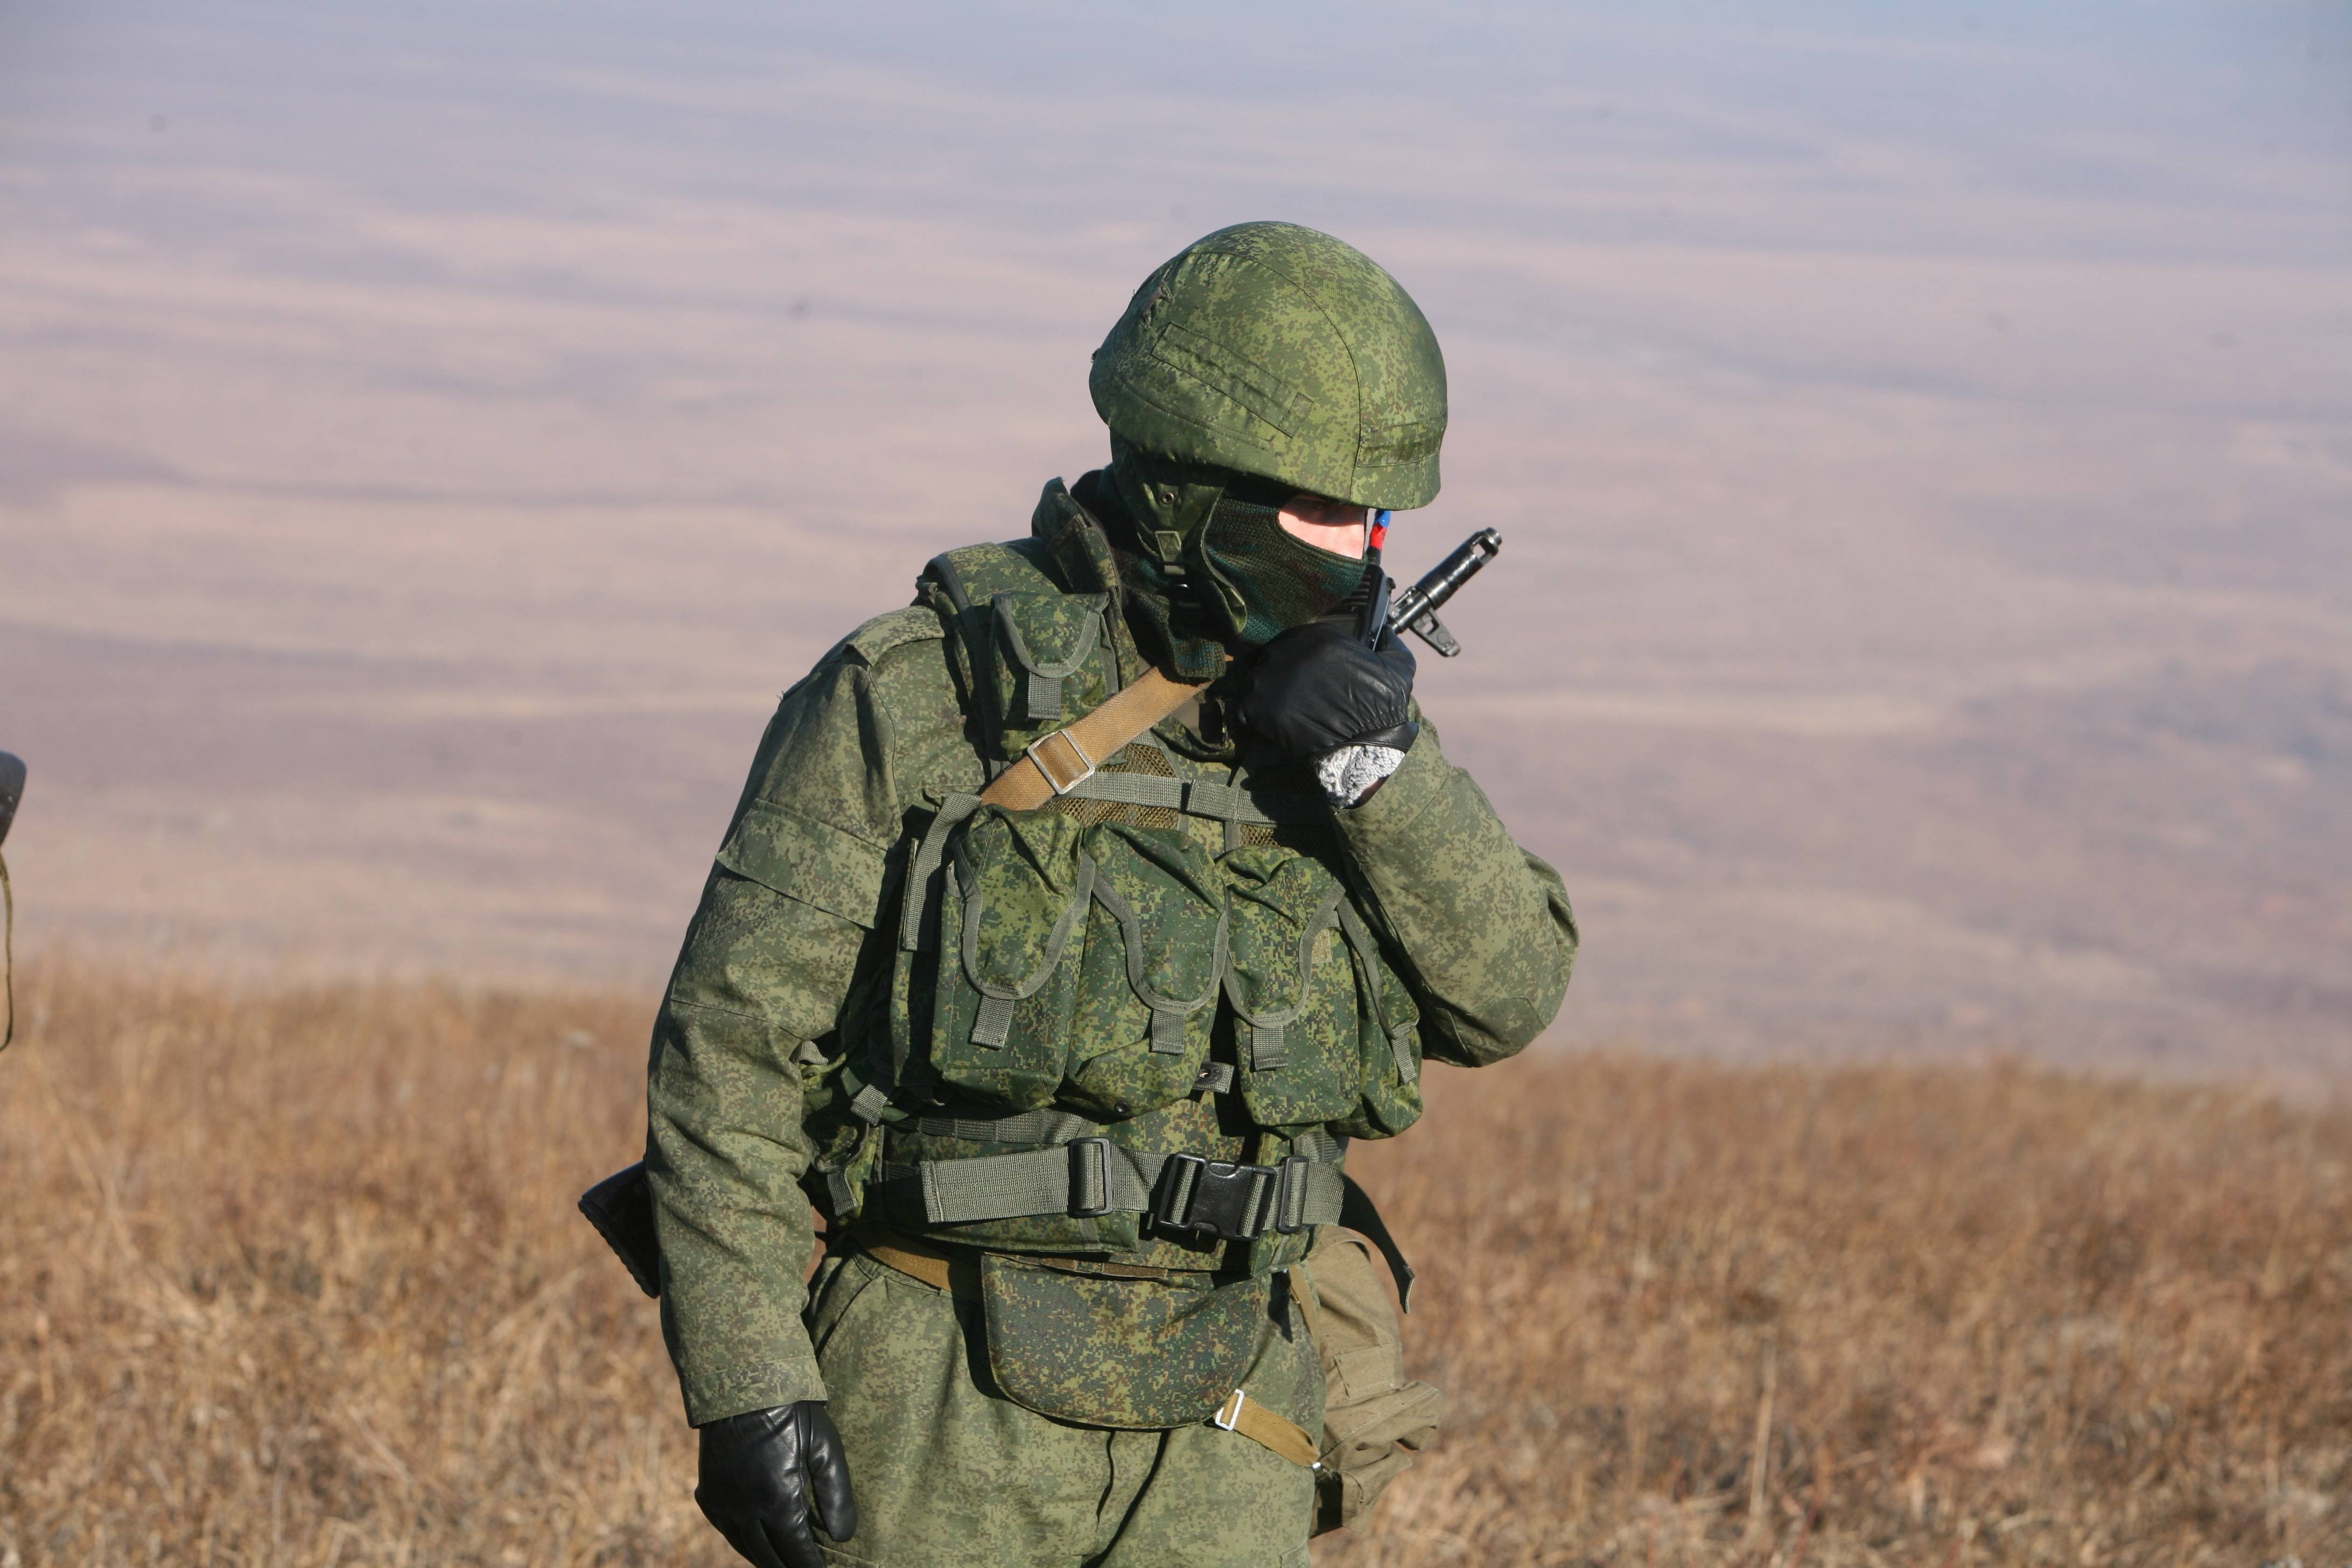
[1390,528,1502,632]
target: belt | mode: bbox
[846,1228,1203,1289]
[877,1135,1347,1244]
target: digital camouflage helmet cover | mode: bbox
[1089,222,1448,511]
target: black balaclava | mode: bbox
[1197,497,1370,646]
[1083,438,1370,676]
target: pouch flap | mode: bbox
[1222,850,1348,1020]
[1084,821,1227,1004]
[980,1256,1269,1428]
[953,810,1093,993]
[992,591,1108,678]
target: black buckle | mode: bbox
[1152,1154,1278,1243]
[1068,1138,1114,1219]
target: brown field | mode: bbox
[3,959,2348,1567]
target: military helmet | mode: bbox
[1089,222,1447,511]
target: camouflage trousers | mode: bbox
[803,1250,1323,1568]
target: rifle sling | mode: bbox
[980,667,1213,811]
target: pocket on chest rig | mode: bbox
[1058,820,1228,1118]
[923,806,1095,1108]
[1222,846,1426,1136]
[915,807,1227,1115]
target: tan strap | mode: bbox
[1213,1388,1321,1468]
[858,1226,1230,1286]
[857,1235,981,1300]
[980,667,1212,810]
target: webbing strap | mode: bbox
[902,793,985,951]
[1213,1389,1321,1468]
[981,667,1213,810]
[839,1064,892,1125]
[905,1142,1160,1226]
[903,1107,1102,1144]
[904,1111,1338,1160]
[1057,771,1318,828]
[885,1143,1346,1229]
[1061,770,1183,810]
[1292,1126,1347,1164]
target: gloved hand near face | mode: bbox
[1207,492,1419,804]
[1234,620,1417,762]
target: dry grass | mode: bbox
[2,960,2347,1567]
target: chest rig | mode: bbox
[821,533,1425,1269]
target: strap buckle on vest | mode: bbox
[1023,729,1097,796]
[1273,1154,1312,1235]
[1152,1153,1285,1243]
[1067,1137,1115,1219]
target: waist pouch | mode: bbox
[980,1254,1272,1428]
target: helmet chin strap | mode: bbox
[1106,436,1226,569]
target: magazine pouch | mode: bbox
[919,802,1095,1109]
[1057,819,1228,1120]
[1222,845,1425,1137]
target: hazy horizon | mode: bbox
[4,1,2348,1074]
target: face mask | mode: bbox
[1199,497,1370,647]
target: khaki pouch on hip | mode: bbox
[1298,1227,1447,1535]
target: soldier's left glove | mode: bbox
[1234,620,1418,761]
[695,1401,858,1568]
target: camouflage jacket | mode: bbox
[646,478,1577,1425]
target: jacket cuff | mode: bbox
[1329,725,1445,836]
[678,1354,831,1427]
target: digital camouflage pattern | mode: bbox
[876,536,1430,1171]
[977,1258,1271,1429]
[802,1250,1320,1567]
[1090,223,1448,512]
[646,480,1575,1432]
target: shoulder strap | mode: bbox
[981,664,1214,809]
[924,540,1217,808]
[922,537,1062,611]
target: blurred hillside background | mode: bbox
[3,0,2349,1074]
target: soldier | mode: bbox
[646,222,1577,1568]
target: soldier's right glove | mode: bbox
[1233,619,1418,761]
[695,1401,858,1568]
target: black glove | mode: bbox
[696,1402,858,1568]
[1234,620,1418,761]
